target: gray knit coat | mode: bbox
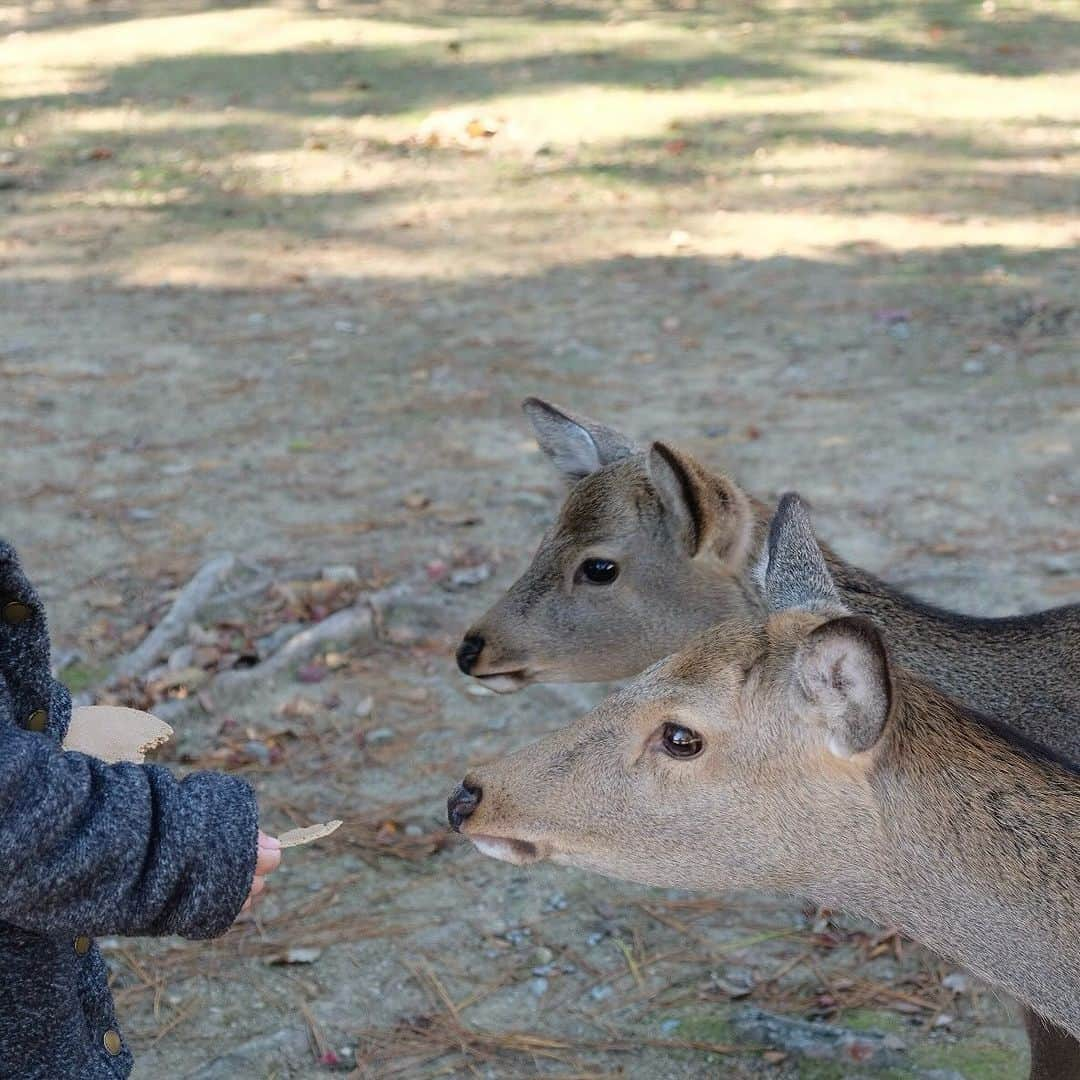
[0,539,259,1079]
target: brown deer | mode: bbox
[450,495,1080,1074]
[457,399,1080,763]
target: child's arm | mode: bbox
[0,715,260,940]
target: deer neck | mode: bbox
[855,683,1080,1037]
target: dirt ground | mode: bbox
[1,1,1078,1076]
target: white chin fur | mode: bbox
[476,674,528,694]
[469,836,540,865]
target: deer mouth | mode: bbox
[467,834,548,865]
[474,669,532,693]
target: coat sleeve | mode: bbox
[0,716,259,940]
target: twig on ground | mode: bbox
[109,554,237,682]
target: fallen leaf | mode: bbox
[278,696,321,719]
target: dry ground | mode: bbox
[1,1,1078,1077]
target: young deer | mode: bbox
[450,495,1080,1072]
[457,399,1080,761]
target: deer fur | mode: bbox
[452,496,1080,1055]
[460,399,1080,762]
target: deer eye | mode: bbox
[580,558,619,585]
[660,722,704,759]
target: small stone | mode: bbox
[533,946,554,964]
[244,741,271,767]
[354,695,374,718]
[365,726,395,744]
[528,977,548,997]
[449,564,492,588]
[962,358,985,375]
[933,1013,954,1028]
[531,964,553,977]
[1040,554,1075,575]
[404,824,423,837]
[320,564,360,584]
[333,319,355,333]
[941,971,969,993]
[589,984,613,1002]
[466,683,495,697]
[660,1019,680,1035]
[127,508,157,522]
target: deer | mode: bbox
[457,399,1080,763]
[449,495,1080,1077]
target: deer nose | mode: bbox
[456,634,485,675]
[447,781,482,831]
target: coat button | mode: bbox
[103,1030,122,1056]
[74,935,92,956]
[1,600,31,625]
[25,709,48,733]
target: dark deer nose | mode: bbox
[456,634,485,675]
[447,781,482,831]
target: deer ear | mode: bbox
[756,493,845,615]
[795,616,892,757]
[647,442,751,559]
[522,398,637,484]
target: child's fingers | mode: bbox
[256,831,282,876]
[255,845,281,876]
[250,876,266,898]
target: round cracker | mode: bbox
[63,705,174,764]
[277,820,343,848]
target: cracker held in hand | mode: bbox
[63,705,174,764]
[278,821,343,848]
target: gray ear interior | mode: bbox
[646,442,704,555]
[522,398,638,482]
[797,616,892,756]
[757,493,845,614]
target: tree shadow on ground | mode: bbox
[4,39,804,120]
[805,1,1080,77]
[549,113,1080,219]
[10,102,1076,256]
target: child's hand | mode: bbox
[240,831,282,915]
